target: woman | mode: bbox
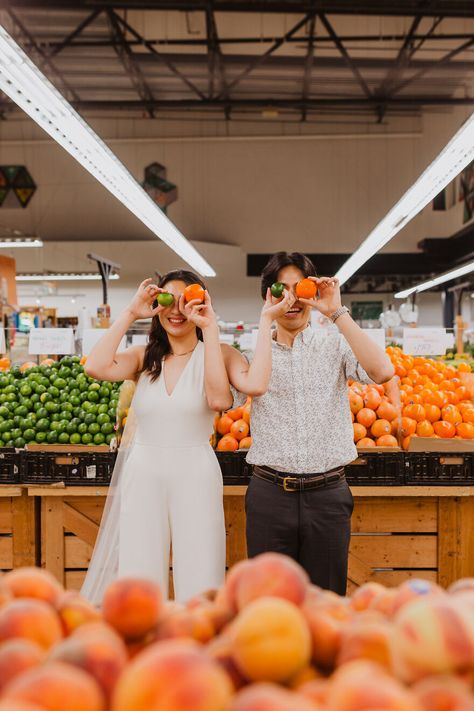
[81,270,287,604]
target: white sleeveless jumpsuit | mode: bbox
[118,341,226,602]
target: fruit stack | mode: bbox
[0,357,120,448]
[214,399,252,452]
[349,379,401,449]
[0,557,474,710]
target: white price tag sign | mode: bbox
[82,329,126,356]
[29,328,75,355]
[362,328,386,351]
[403,328,449,356]
[0,327,6,354]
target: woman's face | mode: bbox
[158,279,198,338]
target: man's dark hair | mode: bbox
[260,252,317,299]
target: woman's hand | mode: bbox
[261,287,296,323]
[179,290,218,331]
[126,278,166,320]
[298,276,342,317]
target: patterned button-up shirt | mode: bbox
[241,326,372,474]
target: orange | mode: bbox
[364,389,382,410]
[216,415,233,436]
[239,436,253,449]
[375,434,398,447]
[20,362,36,373]
[441,405,462,426]
[394,363,407,378]
[457,423,474,439]
[439,380,455,392]
[402,403,426,423]
[445,390,460,406]
[402,435,416,450]
[409,393,424,405]
[390,418,399,436]
[353,423,367,443]
[356,408,377,429]
[80,356,87,366]
[242,403,251,425]
[400,417,417,437]
[416,420,434,437]
[295,278,317,300]
[217,435,239,451]
[376,401,398,422]
[433,420,456,438]
[230,419,250,441]
[183,283,205,303]
[356,438,376,448]
[226,407,243,422]
[455,386,470,402]
[444,366,457,379]
[461,408,474,424]
[457,362,471,373]
[424,404,441,423]
[348,392,364,414]
[370,419,391,438]
[422,390,447,409]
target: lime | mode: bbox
[158,292,174,307]
[14,405,28,418]
[62,402,73,413]
[58,432,69,444]
[36,407,49,419]
[81,433,93,444]
[57,420,69,433]
[0,376,9,389]
[52,360,61,369]
[2,431,11,442]
[58,366,72,379]
[4,440,14,447]
[0,440,5,448]
[99,386,110,399]
[105,433,114,445]
[23,429,36,442]
[93,433,105,445]
[11,429,22,440]
[72,407,82,418]
[78,382,89,393]
[14,437,26,448]
[30,394,40,404]
[78,423,88,434]
[0,406,9,418]
[70,433,81,445]
[88,422,100,435]
[4,385,16,394]
[89,382,100,392]
[59,411,72,421]
[99,397,109,405]
[108,408,117,420]
[46,431,58,444]
[21,418,36,431]
[50,422,61,432]
[84,413,96,425]
[87,390,99,403]
[35,432,47,443]
[81,398,92,409]
[96,413,110,425]
[97,404,109,415]
[66,421,77,435]
[36,384,47,395]
[48,386,60,398]
[88,404,99,415]
[101,422,114,435]
[19,398,33,411]
[53,378,67,390]
[50,413,61,422]
[40,392,52,403]
[36,418,50,432]
[69,388,80,398]
[20,384,32,397]
[45,401,59,414]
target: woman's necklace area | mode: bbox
[168,344,198,357]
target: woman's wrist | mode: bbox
[123,308,138,324]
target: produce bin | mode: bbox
[404,451,474,485]
[21,447,117,485]
[216,450,252,484]
[345,449,405,486]
[0,449,21,484]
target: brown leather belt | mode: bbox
[252,465,345,492]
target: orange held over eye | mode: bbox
[183,283,205,303]
[295,278,317,300]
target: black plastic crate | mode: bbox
[0,449,21,484]
[21,450,117,485]
[345,451,405,486]
[404,451,474,485]
[216,450,252,484]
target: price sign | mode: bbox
[362,328,386,351]
[0,327,6,354]
[403,328,449,356]
[82,329,126,356]
[29,328,75,355]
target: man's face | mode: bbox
[273,265,312,332]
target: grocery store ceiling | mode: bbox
[0,0,473,122]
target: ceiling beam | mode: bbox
[49,8,102,57]
[318,13,372,99]
[301,13,316,122]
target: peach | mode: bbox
[3,568,63,607]
[392,596,474,683]
[0,578,12,609]
[287,664,321,689]
[302,596,353,670]
[231,553,309,611]
[337,617,394,671]
[350,582,387,612]
[390,579,446,617]
[229,682,318,711]
[112,639,233,711]
[229,597,311,682]
[369,587,398,618]
[413,675,474,710]
[154,606,215,644]
[102,577,162,640]
[0,599,63,650]
[327,659,423,711]
[0,702,45,711]
[49,622,128,702]
[299,678,331,708]
[207,632,248,691]
[55,592,101,635]
[0,639,45,692]
[3,661,105,711]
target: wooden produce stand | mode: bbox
[28,483,474,594]
[0,485,37,572]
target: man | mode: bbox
[225,252,394,594]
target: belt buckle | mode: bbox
[283,476,299,492]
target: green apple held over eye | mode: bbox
[157,292,174,307]
[270,282,285,299]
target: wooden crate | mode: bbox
[0,486,37,572]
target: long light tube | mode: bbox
[16,273,120,282]
[0,239,43,248]
[395,261,474,299]
[0,26,215,277]
[336,113,474,285]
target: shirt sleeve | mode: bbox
[340,335,373,384]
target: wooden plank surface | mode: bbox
[43,497,65,585]
[347,569,437,594]
[65,570,87,591]
[352,499,437,533]
[438,498,459,588]
[350,534,437,569]
[224,495,247,567]
[65,537,93,568]
[0,536,13,568]
[458,497,474,580]
[63,500,105,527]
[63,503,99,547]
[0,486,22,497]
[0,500,12,534]
[12,491,36,568]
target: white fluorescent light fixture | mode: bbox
[395,261,474,299]
[16,273,120,282]
[0,27,215,278]
[0,238,43,248]
[336,112,474,286]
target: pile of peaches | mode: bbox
[1,557,474,710]
[350,348,474,450]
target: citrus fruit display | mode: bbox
[214,398,252,452]
[183,283,205,303]
[157,292,174,307]
[349,379,401,449]
[295,278,317,300]
[0,357,120,448]
[1,557,474,710]
[270,282,285,298]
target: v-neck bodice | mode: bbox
[132,341,214,447]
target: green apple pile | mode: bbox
[0,357,120,448]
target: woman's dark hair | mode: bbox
[142,269,206,382]
[260,252,317,299]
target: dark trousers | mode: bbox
[245,470,354,596]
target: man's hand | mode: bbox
[298,276,342,317]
